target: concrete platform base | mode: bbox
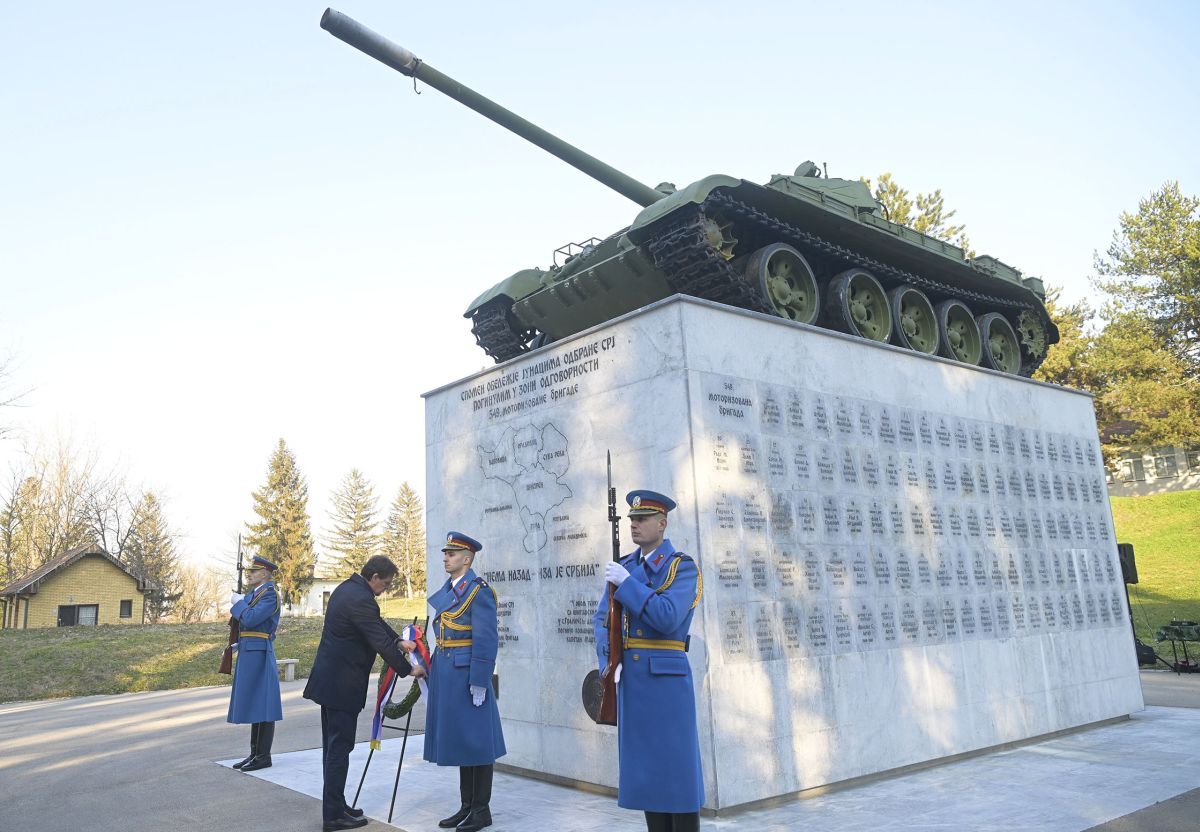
[228,704,1200,831]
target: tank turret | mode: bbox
[320,9,1057,376]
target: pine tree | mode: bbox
[246,439,315,606]
[861,172,973,255]
[324,468,381,578]
[1033,288,1095,391]
[124,491,182,623]
[1089,310,1200,461]
[1095,181,1200,376]
[381,482,426,598]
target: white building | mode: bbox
[1107,444,1200,497]
[281,577,341,617]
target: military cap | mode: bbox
[626,490,676,517]
[442,531,483,553]
[250,555,277,571]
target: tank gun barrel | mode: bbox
[320,9,666,208]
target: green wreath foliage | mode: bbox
[384,678,422,719]
[376,629,429,720]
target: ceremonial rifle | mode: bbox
[596,451,622,725]
[218,535,244,675]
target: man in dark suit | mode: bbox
[304,555,423,831]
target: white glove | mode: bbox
[614,663,622,685]
[471,685,486,707]
[605,561,630,587]
[230,591,242,607]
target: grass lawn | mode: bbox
[0,596,428,703]
[378,595,430,622]
[1110,490,1200,644]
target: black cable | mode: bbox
[1130,582,1157,636]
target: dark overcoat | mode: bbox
[592,539,704,813]
[423,569,506,766]
[227,581,283,724]
[303,573,412,713]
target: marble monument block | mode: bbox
[423,296,1143,810]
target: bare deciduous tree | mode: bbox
[0,434,180,594]
[172,563,224,623]
[0,355,30,442]
[85,475,139,561]
[0,435,97,580]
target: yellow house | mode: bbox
[0,544,153,629]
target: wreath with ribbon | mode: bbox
[375,623,430,720]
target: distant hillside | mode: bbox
[1110,490,1200,644]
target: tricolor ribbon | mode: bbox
[370,666,398,750]
[369,624,430,750]
[402,624,431,701]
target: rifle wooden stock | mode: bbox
[596,584,622,725]
[218,617,240,675]
[218,536,245,675]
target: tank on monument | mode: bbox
[321,9,1058,377]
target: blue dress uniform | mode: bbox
[424,532,506,832]
[227,556,283,772]
[592,492,704,824]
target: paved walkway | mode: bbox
[0,671,1197,832]
[234,705,1200,832]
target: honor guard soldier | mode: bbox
[592,491,704,832]
[425,532,506,832]
[227,555,283,772]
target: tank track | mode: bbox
[470,298,533,363]
[646,190,1048,376]
[645,207,774,316]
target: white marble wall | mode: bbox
[423,297,1143,810]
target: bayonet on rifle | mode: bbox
[218,535,244,675]
[595,451,622,725]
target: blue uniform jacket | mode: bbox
[591,539,705,813]
[423,568,507,766]
[227,581,283,724]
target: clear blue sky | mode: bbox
[2,1,1197,569]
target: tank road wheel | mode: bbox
[887,285,938,354]
[825,269,892,342]
[743,244,820,324]
[935,300,982,365]
[1015,309,1049,372]
[976,312,1022,374]
[469,297,537,364]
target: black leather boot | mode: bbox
[438,766,472,828]
[241,721,274,771]
[233,723,259,769]
[456,764,493,831]
[671,811,700,832]
[643,811,672,832]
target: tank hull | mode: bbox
[474,177,1057,377]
